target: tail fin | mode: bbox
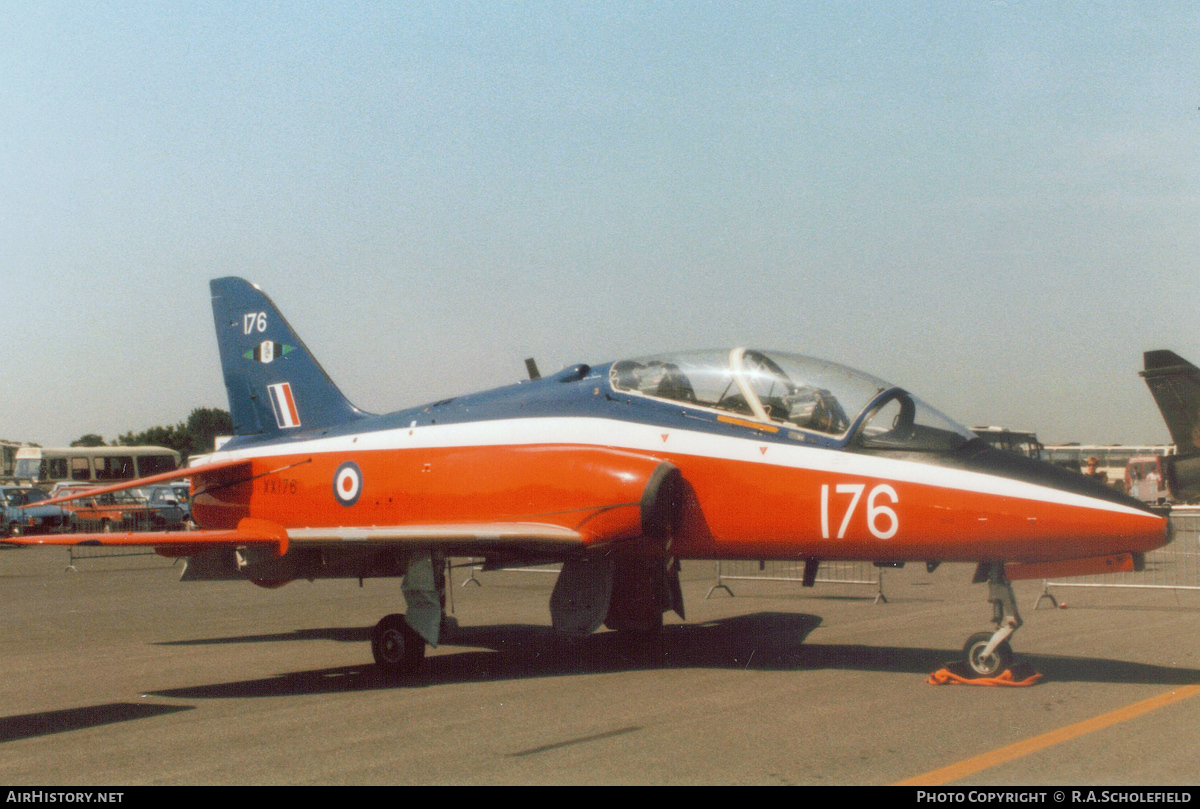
[1141,350,1200,502]
[1141,350,1200,453]
[210,277,369,440]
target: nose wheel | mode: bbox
[963,632,1014,678]
[963,563,1022,678]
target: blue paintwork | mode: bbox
[219,352,847,453]
[213,277,858,453]
[211,277,370,440]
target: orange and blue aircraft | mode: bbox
[16,277,1169,679]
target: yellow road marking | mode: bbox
[894,684,1200,786]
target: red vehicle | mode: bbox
[50,483,167,532]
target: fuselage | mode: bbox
[195,359,1167,566]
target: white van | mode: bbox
[13,446,181,488]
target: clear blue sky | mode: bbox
[3,2,1197,448]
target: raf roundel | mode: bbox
[333,461,362,507]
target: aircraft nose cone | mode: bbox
[952,442,1170,555]
[1164,511,1180,546]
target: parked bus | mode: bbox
[13,446,181,488]
[1,441,29,479]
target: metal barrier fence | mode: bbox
[1034,508,1200,608]
[458,561,560,587]
[456,559,887,604]
[64,545,162,572]
[53,502,192,570]
[705,559,888,604]
[71,511,184,534]
[61,513,185,571]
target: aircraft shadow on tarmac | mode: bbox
[145,611,1200,701]
[157,626,373,646]
[0,702,194,744]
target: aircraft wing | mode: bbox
[14,452,681,560]
[7,517,589,558]
[35,457,253,506]
[8,516,289,555]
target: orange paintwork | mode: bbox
[179,441,1166,565]
[1004,553,1137,582]
[192,445,668,546]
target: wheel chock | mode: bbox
[927,660,1043,687]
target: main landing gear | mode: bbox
[963,562,1023,678]
[371,614,426,678]
[369,551,446,679]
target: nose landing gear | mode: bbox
[964,563,1022,678]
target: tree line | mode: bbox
[71,407,233,462]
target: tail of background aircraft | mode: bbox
[1141,349,1200,502]
[210,277,369,441]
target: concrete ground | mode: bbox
[3,542,1200,785]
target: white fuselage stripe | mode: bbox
[206,417,1153,518]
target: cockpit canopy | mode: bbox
[610,348,976,452]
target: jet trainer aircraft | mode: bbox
[17,278,1168,679]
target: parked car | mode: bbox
[0,486,73,538]
[129,485,189,530]
[48,484,172,533]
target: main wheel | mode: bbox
[371,613,426,679]
[8,523,23,538]
[963,631,1013,678]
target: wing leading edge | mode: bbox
[34,457,254,507]
[8,517,591,557]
